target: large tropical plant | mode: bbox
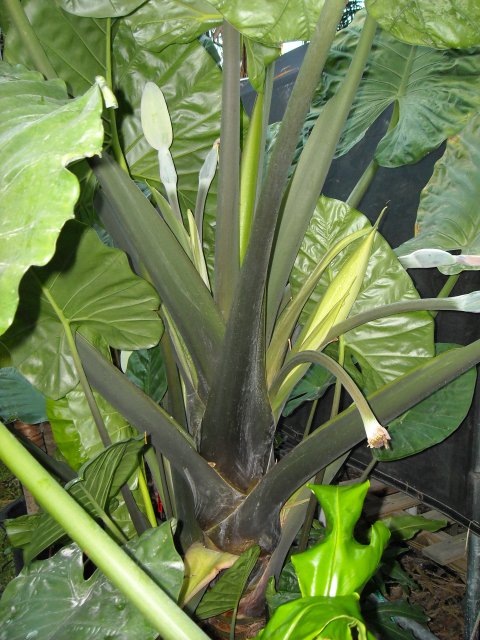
[0,0,479,637]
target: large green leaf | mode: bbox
[0,522,184,640]
[0,368,47,424]
[290,197,434,393]
[396,114,480,275]
[21,438,145,563]
[123,0,222,53]
[375,343,477,461]
[366,0,480,49]
[113,22,222,217]
[47,385,135,470]
[318,13,480,167]
[58,0,146,17]
[1,222,162,399]
[0,63,103,337]
[3,1,106,97]
[185,0,326,46]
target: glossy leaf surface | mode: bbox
[292,482,390,597]
[126,345,168,405]
[123,0,222,53]
[396,114,480,275]
[382,514,447,542]
[3,1,106,96]
[0,368,47,424]
[47,385,134,470]
[58,0,146,17]
[318,14,480,167]
[1,222,162,399]
[0,63,103,337]
[366,0,480,49]
[375,344,477,461]
[0,522,184,640]
[22,438,145,563]
[257,593,373,640]
[290,197,434,393]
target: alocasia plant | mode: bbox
[0,0,479,638]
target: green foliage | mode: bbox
[0,368,47,424]
[0,521,184,640]
[397,113,480,274]
[1,0,480,637]
[375,344,477,461]
[0,63,103,336]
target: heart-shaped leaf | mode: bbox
[396,113,480,274]
[0,522,184,640]
[0,63,103,337]
[1,221,162,399]
[58,0,146,17]
[375,344,477,461]
[317,13,480,167]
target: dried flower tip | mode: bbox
[366,423,391,449]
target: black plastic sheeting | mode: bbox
[241,47,480,530]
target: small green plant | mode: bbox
[0,0,479,637]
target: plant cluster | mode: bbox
[0,0,479,638]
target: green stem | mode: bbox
[357,457,377,483]
[214,20,241,319]
[330,336,345,420]
[3,0,57,80]
[0,422,210,640]
[437,273,460,299]
[239,92,264,262]
[346,159,379,209]
[266,14,377,335]
[303,398,319,440]
[105,18,129,173]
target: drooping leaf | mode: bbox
[317,13,480,167]
[47,385,135,470]
[19,438,145,563]
[0,63,103,337]
[179,542,238,606]
[244,39,280,94]
[195,545,260,619]
[58,0,146,18]
[290,197,434,393]
[375,343,477,461]
[396,114,480,274]
[1,221,162,399]
[257,593,374,640]
[291,482,390,598]
[126,345,168,405]
[3,1,106,96]
[0,522,184,640]
[123,0,222,53]
[382,514,447,542]
[366,0,480,49]
[0,368,47,424]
